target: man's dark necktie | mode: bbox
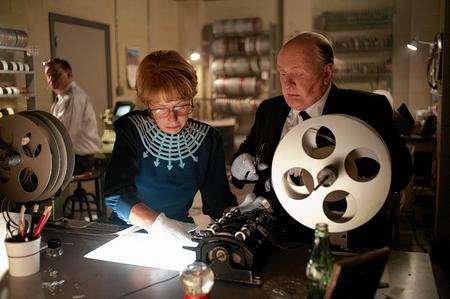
[299,110,311,121]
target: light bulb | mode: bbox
[189,52,201,61]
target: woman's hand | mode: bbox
[148,213,197,247]
[129,203,159,231]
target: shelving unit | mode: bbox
[0,45,36,111]
[202,18,278,149]
[315,8,394,91]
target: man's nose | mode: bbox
[286,76,295,87]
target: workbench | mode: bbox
[0,222,438,298]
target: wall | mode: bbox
[312,0,441,114]
[407,0,442,113]
[0,0,441,117]
[0,0,179,113]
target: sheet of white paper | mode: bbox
[84,232,196,272]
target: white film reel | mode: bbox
[272,114,391,233]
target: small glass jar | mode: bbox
[180,261,214,299]
[46,238,63,258]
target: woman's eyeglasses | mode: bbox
[148,102,193,118]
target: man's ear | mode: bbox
[323,63,333,85]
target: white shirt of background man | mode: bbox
[51,81,102,155]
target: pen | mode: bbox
[32,205,52,239]
[18,205,26,241]
[27,204,40,240]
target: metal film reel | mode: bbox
[272,114,391,233]
[32,111,74,192]
[0,114,52,201]
[0,111,74,202]
[18,112,62,201]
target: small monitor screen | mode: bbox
[115,105,132,117]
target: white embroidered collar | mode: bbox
[129,115,210,170]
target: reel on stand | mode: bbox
[272,114,391,233]
[191,114,392,285]
[0,111,74,203]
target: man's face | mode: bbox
[147,91,192,134]
[45,66,72,94]
[277,43,332,110]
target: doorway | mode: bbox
[49,13,112,118]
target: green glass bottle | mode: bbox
[306,223,334,299]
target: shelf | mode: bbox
[0,94,34,99]
[334,48,392,54]
[0,70,34,75]
[0,45,29,52]
[334,73,392,81]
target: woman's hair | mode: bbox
[136,50,197,105]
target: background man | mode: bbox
[231,32,413,248]
[44,58,101,175]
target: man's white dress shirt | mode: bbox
[281,84,331,139]
[51,81,101,155]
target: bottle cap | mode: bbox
[47,238,61,249]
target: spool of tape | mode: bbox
[272,114,391,233]
[0,60,7,70]
[10,61,17,71]
[17,62,24,72]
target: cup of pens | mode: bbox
[4,205,52,277]
[5,236,42,277]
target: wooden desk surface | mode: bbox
[0,223,438,298]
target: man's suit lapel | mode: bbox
[322,83,340,115]
[265,97,290,163]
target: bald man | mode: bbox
[231,32,412,249]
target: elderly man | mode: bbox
[231,32,412,248]
[44,58,101,175]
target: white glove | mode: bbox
[237,193,267,213]
[148,213,197,247]
[231,153,268,181]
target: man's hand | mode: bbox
[237,193,270,213]
[231,153,268,181]
[148,213,197,247]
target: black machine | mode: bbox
[185,200,284,285]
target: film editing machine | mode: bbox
[188,114,392,285]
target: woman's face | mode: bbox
[147,92,193,134]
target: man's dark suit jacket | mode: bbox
[233,83,413,248]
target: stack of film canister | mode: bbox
[210,18,270,99]
[0,27,29,48]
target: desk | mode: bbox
[0,223,438,298]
